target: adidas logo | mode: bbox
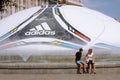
[25,22,55,36]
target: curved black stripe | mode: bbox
[55,7,91,42]
[0,7,45,42]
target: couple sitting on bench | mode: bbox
[73,48,96,74]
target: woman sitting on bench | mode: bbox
[86,49,96,74]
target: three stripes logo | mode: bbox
[25,22,55,36]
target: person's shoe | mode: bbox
[77,72,82,74]
[93,72,96,74]
[83,71,87,74]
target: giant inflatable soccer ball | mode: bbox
[0,5,120,60]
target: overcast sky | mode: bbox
[81,0,120,20]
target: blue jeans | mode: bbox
[76,60,84,73]
[76,60,84,65]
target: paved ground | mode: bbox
[0,68,120,80]
[0,72,120,80]
[0,62,119,80]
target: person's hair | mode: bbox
[79,48,83,51]
[88,49,92,54]
[86,49,92,56]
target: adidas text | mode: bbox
[25,30,55,36]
